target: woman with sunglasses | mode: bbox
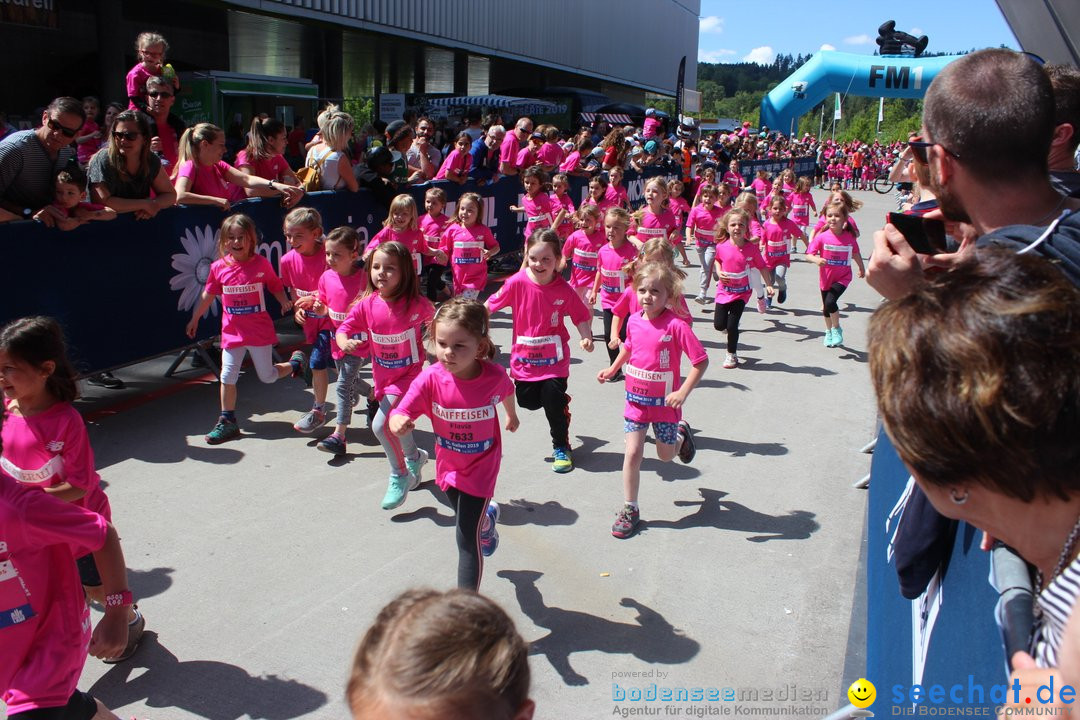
[87,110,176,220]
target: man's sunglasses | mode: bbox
[148,91,173,99]
[908,140,960,165]
[47,118,80,138]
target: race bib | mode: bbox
[600,267,625,295]
[412,251,422,275]
[624,364,674,407]
[1,455,62,486]
[454,240,485,265]
[694,227,716,247]
[222,282,265,315]
[432,402,496,454]
[636,226,667,238]
[823,243,853,267]
[573,248,598,273]
[766,240,789,258]
[370,329,420,369]
[719,269,750,295]
[425,234,441,252]
[294,289,327,319]
[513,335,563,367]
[526,212,552,227]
[329,309,349,323]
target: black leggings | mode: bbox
[602,308,627,364]
[424,263,447,301]
[515,377,570,448]
[10,690,98,720]
[821,282,848,317]
[713,299,746,354]
[445,486,487,590]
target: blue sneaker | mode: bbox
[480,502,500,556]
[317,433,346,456]
[552,446,574,473]
[834,326,844,347]
[823,328,835,347]
[381,471,418,510]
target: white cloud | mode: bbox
[820,43,836,51]
[910,27,924,36]
[699,15,724,33]
[743,46,775,64]
[844,34,873,45]
[699,48,736,63]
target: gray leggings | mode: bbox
[696,244,716,297]
[371,393,419,476]
[333,354,372,426]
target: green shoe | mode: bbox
[205,418,240,444]
[823,328,834,347]
[552,446,574,473]
[834,326,844,347]
[405,448,429,485]
[381,472,417,510]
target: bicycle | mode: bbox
[873,173,896,194]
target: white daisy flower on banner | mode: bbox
[171,224,219,316]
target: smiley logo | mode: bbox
[848,678,876,708]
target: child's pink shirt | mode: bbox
[1,401,110,521]
[279,248,329,343]
[669,196,691,227]
[606,183,628,208]
[807,229,861,290]
[234,151,292,182]
[521,192,556,238]
[643,116,662,139]
[365,227,426,275]
[596,242,638,310]
[622,309,706,425]
[686,205,724,248]
[420,213,451,253]
[485,270,591,382]
[561,227,607,288]
[559,151,581,174]
[0,475,107,716]
[584,194,616,214]
[550,192,575,238]
[515,146,537,170]
[205,254,283,348]
[434,149,471,181]
[750,178,770,204]
[761,218,803,269]
[175,160,244,203]
[747,217,764,245]
[537,141,563,167]
[125,63,158,109]
[317,268,367,359]
[722,170,742,196]
[338,293,434,400]
[631,208,678,243]
[440,223,499,293]
[789,191,816,226]
[612,287,693,325]
[75,120,100,166]
[391,360,514,498]
[713,241,767,304]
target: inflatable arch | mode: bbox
[759,50,959,135]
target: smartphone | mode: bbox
[887,212,947,255]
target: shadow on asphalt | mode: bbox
[128,567,175,603]
[90,632,328,720]
[737,359,837,376]
[646,488,819,542]
[692,434,787,458]
[498,569,700,686]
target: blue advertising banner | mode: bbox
[737,156,817,186]
[0,166,677,374]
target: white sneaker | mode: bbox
[723,353,738,369]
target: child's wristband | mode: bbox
[105,590,134,608]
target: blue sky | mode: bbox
[697,0,1018,64]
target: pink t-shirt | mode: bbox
[813,214,859,236]
[750,178,770,205]
[499,133,521,167]
[125,63,157,109]
[420,212,451,268]
[583,194,616,215]
[713,240,768,304]
[75,119,101,166]
[485,270,591,382]
[337,293,434,400]
[0,475,107,716]
[234,151,291,182]
[606,183,628,208]
[669,196,691,228]
[561,227,607,288]
[317,268,367,359]
[722,171,742,196]
[155,119,178,168]
[440,223,499,293]
[761,218,803,269]
[643,116,662,139]
[515,146,537,170]
[631,208,678,243]
[550,192,575,239]
[612,287,693,326]
[596,241,639,310]
[521,192,556,238]
[559,151,581,174]
[205,254,283,348]
[365,227,426,276]
[789,191,816,226]
[686,205,724,248]
[434,149,471,181]
[176,160,245,203]
[391,361,515,498]
[621,309,707,424]
[1,401,110,521]
[537,141,563,167]
[279,248,329,343]
[747,217,764,245]
[807,229,861,290]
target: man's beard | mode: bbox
[928,163,972,224]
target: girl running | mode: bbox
[788,177,817,241]
[364,194,442,277]
[486,230,593,474]
[666,179,692,267]
[314,227,374,456]
[186,214,305,444]
[560,204,606,305]
[0,316,145,662]
[590,207,639,371]
[734,192,768,313]
[509,167,564,242]
[389,299,519,589]
[722,159,743,198]
[279,208,331,433]
[629,178,679,249]
[440,193,500,300]
[550,172,576,241]
[749,170,771,207]
[810,189,861,242]
[713,208,776,369]
[606,166,629,210]
[609,238,693,349]
[685,183,725,304]
[597,262,708,539]
[583,174,615,215]
[805,201,865,348]
[761,195,806,306]
[420,187,452,302]
[337,242,435,508]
